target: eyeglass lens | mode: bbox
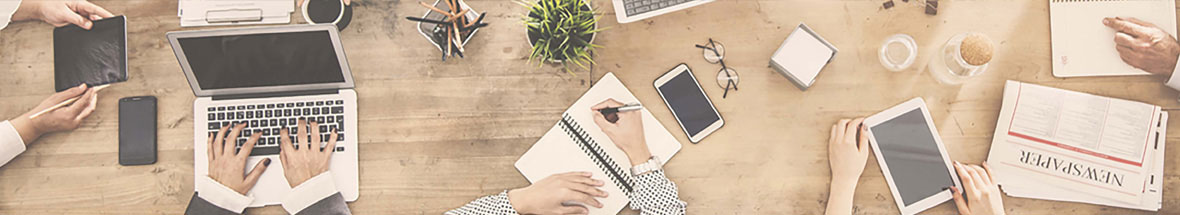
[703,41,725,64]
[716,68,739,90]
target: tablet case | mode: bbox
[54,16,128,92]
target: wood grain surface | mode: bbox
[0,0,1177,214]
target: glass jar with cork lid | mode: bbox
[928,32,994,85]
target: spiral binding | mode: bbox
[559,113,634,193]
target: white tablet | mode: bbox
[654,63,724,143]
[863,98,962,215]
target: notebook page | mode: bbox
[1050,0,1176,77]
[515,73,683,215]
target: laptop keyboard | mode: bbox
[622,0,694,16]
[207,99,347,156]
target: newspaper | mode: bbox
[986,81,1165,211]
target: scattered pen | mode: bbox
[405,16,451,25]
[459,23,489,32]
[29,84,109,119]
[598,103,642,115]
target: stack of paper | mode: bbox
[769,23,838,90]
[179,0,294,27]
[986,81,1166,211]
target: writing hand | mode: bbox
[591,99,650,166]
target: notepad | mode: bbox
[515,73,682,215]
[770,23,838,90]
[1049,0,1177,77]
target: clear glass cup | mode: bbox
[928,33,992,85]
[879,34,917,72]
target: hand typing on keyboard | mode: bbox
[207,123,270,195]
[279,119,338,188]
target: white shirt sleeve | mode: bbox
[195,175,255,213]
[0,121,27,167]
[1165,56,1180,91]
[0,0,22,31]
[281,171,340,214]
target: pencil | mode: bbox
[28,84,109,119]
[419,2,455,19]
[464,12,486,28]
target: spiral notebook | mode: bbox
[515,73,682,215]
[1050,0,1176,77]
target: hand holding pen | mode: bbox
[10,84,106,144]
[591,99,651,166]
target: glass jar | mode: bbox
[928,32,993,85]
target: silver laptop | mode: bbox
[167,24,359,206]
[613,0,713,23]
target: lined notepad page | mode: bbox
[1050,0,1176,77]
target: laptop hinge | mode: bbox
[212,89,339,100]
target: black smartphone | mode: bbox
[119,96,156,166]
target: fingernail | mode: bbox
[582,172,592,176]
[1103,18,1111,25]
[263,158,271,166]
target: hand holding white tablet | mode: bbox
[824,118,869,215]
[951,162,1006,215]
[828,118,869,186]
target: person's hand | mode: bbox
[207,123,271,195]
[828,118,869,187]
[951,162,1006,215]
[11,0,115,30]
[9,84,101,144]
[590,99,650,166]
[508,172,608,215]
[298,0,352,8]
[279,119,336,188]
[823,118,870,215]
[1103,17,1180,75]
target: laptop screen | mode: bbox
[177,30,346,90]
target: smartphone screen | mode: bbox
[119,96,156,165]
[657,68,722,137]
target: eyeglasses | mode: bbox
[695,38,739,98]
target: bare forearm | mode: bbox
[824,180,856,215]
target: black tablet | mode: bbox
[54,15,127,92]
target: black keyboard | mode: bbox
[207,99,347,156]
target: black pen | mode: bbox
[599,103,642,115]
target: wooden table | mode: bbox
[0,0,1177,214]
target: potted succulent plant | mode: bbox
[521,0,602,74]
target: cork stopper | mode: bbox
[959,34,994,66]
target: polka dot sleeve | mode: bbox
[629,170,687,215]
[445,190,519,215]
